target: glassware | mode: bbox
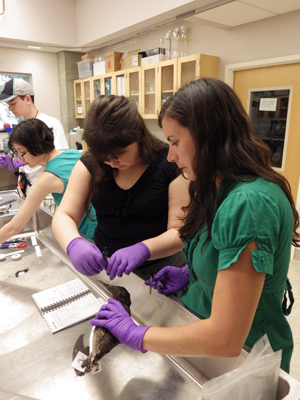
[159,38,165,62]
[180,26,187,57]
[165,30,172,60]
[172,28,180,59]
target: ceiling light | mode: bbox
[27,46,42,49]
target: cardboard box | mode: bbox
[144,48,165,57]
[121,50,143,70]
[93,61,105,76]
[141,54,161,66]
[105,51,123,72]
[81,53,95,60]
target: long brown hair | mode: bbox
[159,78,300,247]
[83,95,165,211]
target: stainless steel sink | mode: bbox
[0,190,33,234]
[0,189,300,400]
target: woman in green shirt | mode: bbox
[89,78,300,373]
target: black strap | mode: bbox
[282,277,294,316]
[14,171,32,196]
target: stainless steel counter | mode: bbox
[0,190,300,400]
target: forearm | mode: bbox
[52,211,82,251]
[143,228,184,260]
[52,160,91,252]
[142,321,242,358]
[0,220,22,244]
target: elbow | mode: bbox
[217,337,244,358]
[223,343,244,358]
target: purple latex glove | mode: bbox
[66,237,107,276]
[106,242,150,280]
[0,154,25,170]
[90,298,151,353]
[145,264,190,295]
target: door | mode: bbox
[233,63,300,200]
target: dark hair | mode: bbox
[18,95,35,103]
[83,95,165,208]
[159,77,300,247]
[8,118,55,155]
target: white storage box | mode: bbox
[77,59,94,78]
[93,61,105,76]
[141,54,161,66]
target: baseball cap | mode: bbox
[0,78,34,102]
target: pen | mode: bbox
[0,199,17,207]
[1,237,26,244]
[0,243,26,249]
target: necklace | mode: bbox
[34,109,39,118]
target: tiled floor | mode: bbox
[287,255,300,382]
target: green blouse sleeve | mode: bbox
[212,189,280,275]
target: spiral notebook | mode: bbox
[32,278,102,334]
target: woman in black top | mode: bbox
[52,95,189,280]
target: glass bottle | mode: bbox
[159,38,165,62]
[172,28,180,59]
[165,30,172,60]
[180,26,187,58]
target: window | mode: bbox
[248,87,292,170]
[0,74,31,131]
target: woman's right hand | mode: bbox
[66,237,107,276]
[145,265,190,295]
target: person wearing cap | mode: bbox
[0,78,68,190]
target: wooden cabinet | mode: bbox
[115,70,126,96]
[91,73,116,102]
[177,54,219,87]
[140,59,178,118]
[73,78,92,119]
[157,59,178,114]
[91,76,102,100]
[125,67,142,113]
[74,53,219,120]
[141,63,159,118]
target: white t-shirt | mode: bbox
[19,113,69,185]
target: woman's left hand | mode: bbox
[106,243,150,280]
[90,298,150,353]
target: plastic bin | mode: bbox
[77,59,94,78]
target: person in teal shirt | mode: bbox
[87,78,300,374]
[0,118,96,244]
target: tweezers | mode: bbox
[149,275,153,295]
[102,247,108,262]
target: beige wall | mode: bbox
[0,0,77,47]
[0,47,61,120]
[2,6,300,139]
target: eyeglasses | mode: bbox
[12,149,29,161]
